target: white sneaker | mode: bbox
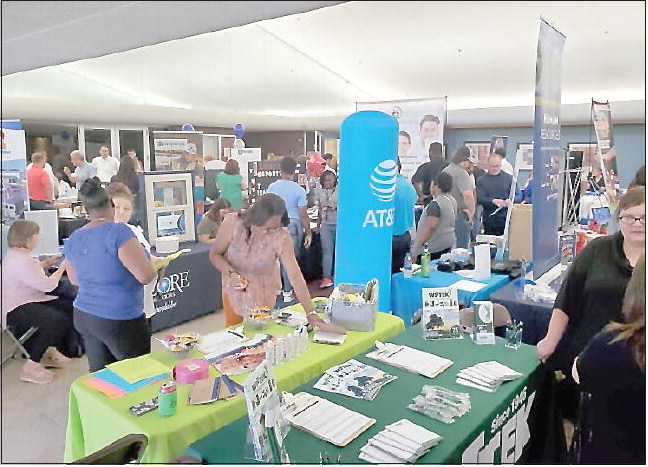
[282,291,293,303]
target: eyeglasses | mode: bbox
[618,215,646,225]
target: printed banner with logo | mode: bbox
[531,19,566,280]
[1,127,29,225]
[335,111,399,312]
[591,100,618,186]
[357,98,447,181]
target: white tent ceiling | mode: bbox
[2,1,645,132]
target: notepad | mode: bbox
[106,355,172,384]
[450,279,487,292]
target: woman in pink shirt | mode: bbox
[1,220,74,384]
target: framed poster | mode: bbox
[568,143,599,172]
[517,143,534,170]
[464,141,491,170]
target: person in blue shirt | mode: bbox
[391,159,418,274]
[267,156,312,303]
[476,154,522,235]
[522,175,533,204]
[64,178,156,372]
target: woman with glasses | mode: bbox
[537,186,645,418]
[209,193,344,333]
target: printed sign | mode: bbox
[421,287,461,340]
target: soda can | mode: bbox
[158,380,177,417]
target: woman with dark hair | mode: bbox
[197,198,232,243]
[572,254,645,464]
[410,171,456,262]
[313,171,338,288]
[111,155,139,196]
[216,159,247,210]
[209,193,343,333]
[64,177,156,372]
[1,220,74,384]
[628,164,646,189]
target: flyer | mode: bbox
[421,287,461,340]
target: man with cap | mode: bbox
[442,146,477,248]
[171,143,202,171]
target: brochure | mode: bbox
[313,359,397,400]
[366,342,453,379]
[471,301,496,345]
[421,287,461,340]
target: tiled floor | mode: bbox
[0,280,331,464]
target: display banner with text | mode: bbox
[357,98,447,181]
[1,128,29,225]
[335,111,398,312]
[591,100,618,186]
[531,19,566,280]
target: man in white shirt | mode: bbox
[91,145,119,183]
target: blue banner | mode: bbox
[335,111,398,311]
[531,19,566,280]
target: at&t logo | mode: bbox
[363,159,397,228]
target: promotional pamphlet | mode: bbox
[421,287,461,340]
[471,301,496,345]
[313,359,397,400]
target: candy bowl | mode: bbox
[246,308,275,331]
[157,332,200,360]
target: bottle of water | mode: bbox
[403,252,413,278]
[421,244,431,278]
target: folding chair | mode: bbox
[2,326,38,366]
[71,433,148,464]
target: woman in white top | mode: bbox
[107,182,167,318]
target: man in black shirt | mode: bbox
[411,142,448,206]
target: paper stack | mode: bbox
[408,385,471,424]
[366,342,453,378]
[359,419,442,464]
[313,359,397,401]
[456,361,523,393]
[198,326,248,354]
[281,392,375,447]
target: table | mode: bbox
[190,325,542,464]
[149,241,222,333]
[391,268,511,326]
[58,216,89,244]
[63,305,405,463]
[489,281,553,345]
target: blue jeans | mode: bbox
[280,218,304,292]
[319,223,336,278]
[472,204,483,239]
[455,211,472,249]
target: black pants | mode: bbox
[391,231,411,274]
[73,308,151,373]
[483,217,506,236]
[415,246,452,264]
[6,297,74,362]
[29,200,55,210]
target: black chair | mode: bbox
[71,433,148,464]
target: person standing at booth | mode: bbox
[209,193,343,334]
[476,153,521,236]
[411,142,448,207]
[314,171,338,289]
[442,146,477,248]
[64,150,97,188]
[391,159,417,274]
[27,152,55,210]
[267,156,312,303]
[64,178,156,372]
[216,159,246,210]
[91,146,120,184]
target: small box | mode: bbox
[328,283,377,332]
[155,235,179,253]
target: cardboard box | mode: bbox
[508,204,532,261]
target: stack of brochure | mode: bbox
[456,361,523,392]
[408,385,471,424]
[359,419,442,464]
[313,359,397,401]
[281,392,375,447]
[366,342,453,378]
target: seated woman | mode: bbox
[65,178,156,372]
[410,171,456,262]
[572,254,645,464]
[1,220,75,384]
[197,198,232,244]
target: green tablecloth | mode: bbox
[63,302,404,463]
[191,325,541,464]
